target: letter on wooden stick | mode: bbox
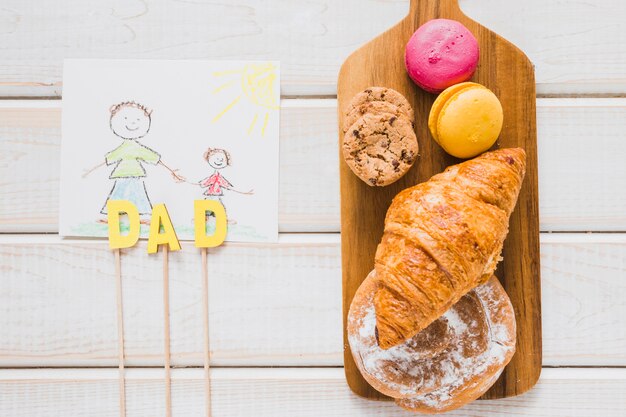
[107,200,141,249]
[148,203,182,254]
[194,200,227,248]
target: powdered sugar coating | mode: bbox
[347,271,516,411]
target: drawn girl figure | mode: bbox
[198,148,253,220]
[83,101,184,222]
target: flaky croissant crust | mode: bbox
[374,148,526,349]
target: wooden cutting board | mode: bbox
[338,0,541,401]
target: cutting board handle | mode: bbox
[410,0,461,15]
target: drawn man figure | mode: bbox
[83,101,183,223]
[198,148,253,221]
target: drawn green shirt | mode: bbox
[105,140,161,178]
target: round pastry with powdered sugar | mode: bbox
[347,271,516,413]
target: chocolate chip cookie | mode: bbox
[343,112,418,186]
[343,100,411,133]
[343,87,414,132]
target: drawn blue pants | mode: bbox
[101,178,153,215]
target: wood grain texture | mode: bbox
[2,98,626,233]
[337,0,539,400]
[1,234,625,367]
[0,235,342,367]
[458,0,626,95]
[1,368,626,417]
[0,0,624,96]
[537,99,626,231]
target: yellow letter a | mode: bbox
[147,203,182,254]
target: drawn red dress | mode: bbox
[200,171,232,197]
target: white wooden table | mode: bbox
[1,1,626,415]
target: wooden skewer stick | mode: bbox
[163,245,172,417]
[201,247,212,417]
[114,248,126,417]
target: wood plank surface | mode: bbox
[1,233,625,367]
[336,0,540,399]
[0,0,624,96]
[2,98,626,233]
[1,368,625,417]
[1,0,624,414]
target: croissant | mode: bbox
[374,148,526,349]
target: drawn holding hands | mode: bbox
[84,100,251,226]
[160,161,186,183]
[170,169,186,183]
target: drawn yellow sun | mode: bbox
[211,63,279,136]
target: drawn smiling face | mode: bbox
[110,106,151,140]
[208,151,229,169]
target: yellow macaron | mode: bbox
[428,82,503,159]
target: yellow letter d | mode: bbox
[107,200,141,249]
[194,200,227,248]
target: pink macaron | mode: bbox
[405,19,479,93]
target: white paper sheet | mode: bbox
[60,59,280,242]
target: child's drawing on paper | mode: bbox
[196,148,253,223]
[82,101,184,223]
[60,59,280,242]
